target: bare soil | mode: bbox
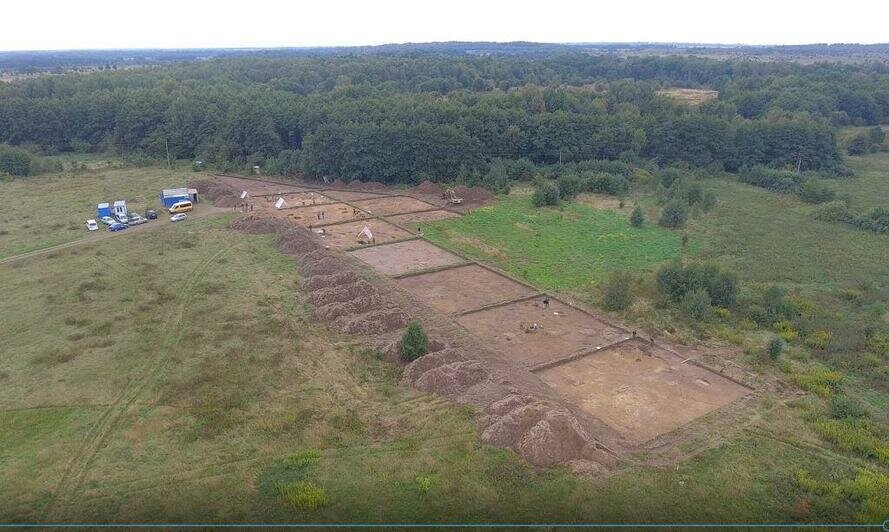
[456,298,627,367]
[536,340,750,444]
[386,209,461,226]
[279,203,370,226]
[351,196,438,216]
[349,240,466,276]
[395,264,538,315]
[314,219,413,250]
[322,190,391,202]
[215,175,305,195]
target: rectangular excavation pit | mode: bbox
[253,191,333,208]
[351,196,437,216]
[322,190,392,202]
[395,264,538,315]
[314,219,414,250]
[279,202,369,226]
[349,239,465,277]
[536,340,751,444]
[387,209,461,227]
[456,298,626,367]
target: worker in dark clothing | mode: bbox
[542,297,550,308]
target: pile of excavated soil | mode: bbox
[309,280,375,307]
[453,185,495,204]
[191,179,241,207]
[314,294,388,321]
[230,215,291,234]
[302,271,361,291]
[187,180,215,195]
[278,229,319,255]
[333,307,410,334]
[413,180,444,195]
[301,257,344,276]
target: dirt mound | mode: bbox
[279,230,319,254]
[302,257,344,276]
[187,180,215,195]
[453,185,495,204]
[516,409,594,468]
[213,194,241,208]
[333,307,410,334]
[314,294,388,321]
[413,180,444,195]
[413,360,490,396]
[301,271,361,291]
[309,280,375,307]
[478,400,550,448]
[230,215,291,234]
[401,348,467,383]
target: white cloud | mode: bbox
[2,0,887,51]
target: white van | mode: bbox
[86,219,99,231]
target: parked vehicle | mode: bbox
[108,222,128,232]
[168,200,193,214]
[170,213,187,222]
[128,213,147,225]
[100,216,116,226]
[116,213,129,224]
[146,209,158,220]
[86,219,99,231]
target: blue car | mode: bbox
[108,222,128,232]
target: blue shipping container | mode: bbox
[161,188,190,208]
[97,202,111,218]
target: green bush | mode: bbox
[829,395,870,420]
[0,144,36,176]
[398,322,429,361]
[277,480,328,512]
[680,288,713,320]
[658,202,687,228]
[601,272,633,311]
[792,365,844,397]
[767,337,784,360]
[556,173,583,200]
[656,261,739,307]
[799,180,836,204]
[701,191,717,212]
[586,173,630,196]
[630,205,644,227]
[686,184,703,205]
[532,179,560,207]
[811,201,853,223]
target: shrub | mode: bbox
[0,144,36,176]
[556,173,583,200]
[792,365,844,397]
[813,418,889,464]
[811,201,853,223]
[629,205,644,227]
[681,288,713,321]
[852,207,889,234]
[398,322,429,362]
[829,395,870,420]
[767,337,784,360]
[799,180,836,204]
[532,179,560,207]
[701,191,717,212]
[686,184,703,205]
[659,203,687,228]
[807,329,832,351]
[659,167,683,189]
[601,272,633,311]
[773,321,799,343]
[739,166,804,194]
[277,480,328,512]
[585,173,630,196]
[656,261,739,307]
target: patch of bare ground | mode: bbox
[190,179,241,207]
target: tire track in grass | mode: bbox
[45,236,236,518]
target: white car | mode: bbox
[100,216,116,226]
[170,213,187,222]
[86,219,99,231]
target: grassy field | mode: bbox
[1,164,885,524]
[424,193,689,295]
[0,165,201,260]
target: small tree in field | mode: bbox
[399,322,428,361]
[630,205,644,227]
[659,203,687,229]
[601,272,634,311]
[532,179,560,207]
[767,337,784,361]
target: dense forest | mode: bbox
[2,51,889,183]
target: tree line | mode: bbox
[2,53,887,183]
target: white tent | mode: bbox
[357,226,374,242]
[240,190,248,199]
[274,197,286,209]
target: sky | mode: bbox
[2,0,888,51]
